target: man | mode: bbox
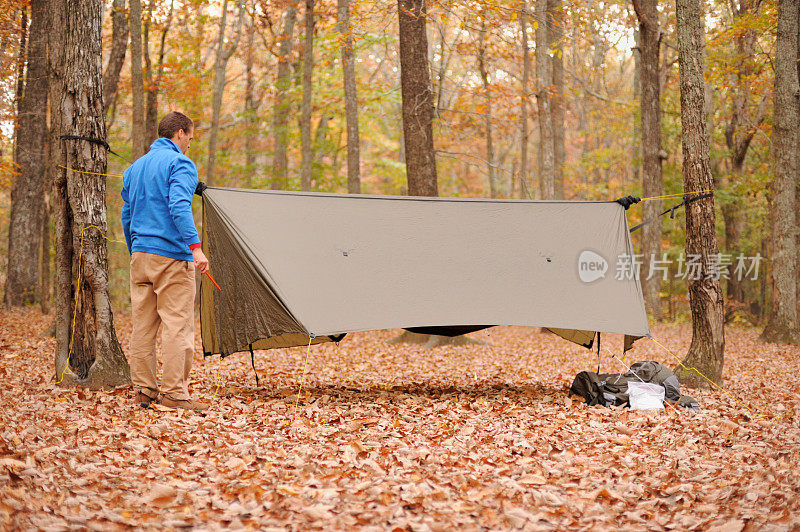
[121,111,210,411]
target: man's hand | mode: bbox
[192,248,210,274]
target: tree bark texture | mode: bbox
[5,0,47,307]
[519,1,531,199]
[207,0,244,187]
[103,0,128,115]
[547,0,565,199]
[675,0,725,385]
[535,0,554,199]
[398,0,438,197]
[477,18,496,198]
[300,0,315,192]
[129,0,146,159]
[632,29,642,184]
[633,0,665,321]
[338,0,361,194]
[761,0,799,343]
[272,3,299,190]
[49,0,130,388]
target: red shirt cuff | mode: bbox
[189,242,201,250]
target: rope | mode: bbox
[290,336,314,424]
[58,164,123,179]
[648,336,771,420]
[639,189,714,202]
[55,225,126,385]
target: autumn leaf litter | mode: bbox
[0,309,798,530]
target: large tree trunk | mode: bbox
[207,0,245,187]
[5,0,47,307]
[477,18,496,198]
[548,0,565,199]
[338,0,360,194]
[49,0,130,388]
[129,0,146,159]
[633,0,664,321]
[535,0,554,199]
[103,0,128,115]
[272,3,299,190]
[761,0,799,343]
[398,0,437,197]
[675,0,725,386]
[519,1,531,199]
[300,0,315,192]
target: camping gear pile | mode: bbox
[569,361,700,410]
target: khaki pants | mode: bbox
[129,252,196,401]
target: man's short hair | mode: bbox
[158,111,194,139]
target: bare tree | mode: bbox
[674,0,725,385]
[548,0,565,199]
[300,0,315,191]
[5,0,47,307]
[761,0,799,343]
[143,0,175,145]
[535,0,554,199]
[519,1,531,199]
[338,0,361,194]
[103,0,129,116]
[632,0,665,321]
[49,0,130,387]
[130,0,147,159]
[477,16,496,198]
[207,0,245,187]
[721,0,767,306]
[398,0,437,196]
[272,2,299,190]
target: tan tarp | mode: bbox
[200,188,650,356]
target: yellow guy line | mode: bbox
[55,225,126,385]
[290,336,314,424]
[648,336,772,421]
[640,189,714,202]
[58,164,123,179]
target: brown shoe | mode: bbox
[137,392,157,408]
[161,396,210,411]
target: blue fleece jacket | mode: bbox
[121,138,200,261]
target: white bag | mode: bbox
[627,381,665,410]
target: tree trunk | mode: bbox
[49,0,130,388]
[5,0,47,308]
[272,3,299,190]
[300,0,315,192]
[398,0,438,197]
[633,0,665,321]
[632,29,641,184]
[761,0,799,343]
[207,0,244,187]
[477,18,496,198]
[338,0,360,194]
[143,5,155,145]
[519,1,531,199]
[14,7,27,128]
[675,0,725,386]
[103,0,128,115]
[41,187,52,314]
[535,0,554,200]
[548,0,565,199]
[244,8,257,188]
[722,0,766,306]
[129,0,146,159]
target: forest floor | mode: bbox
[0,309,799,531]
